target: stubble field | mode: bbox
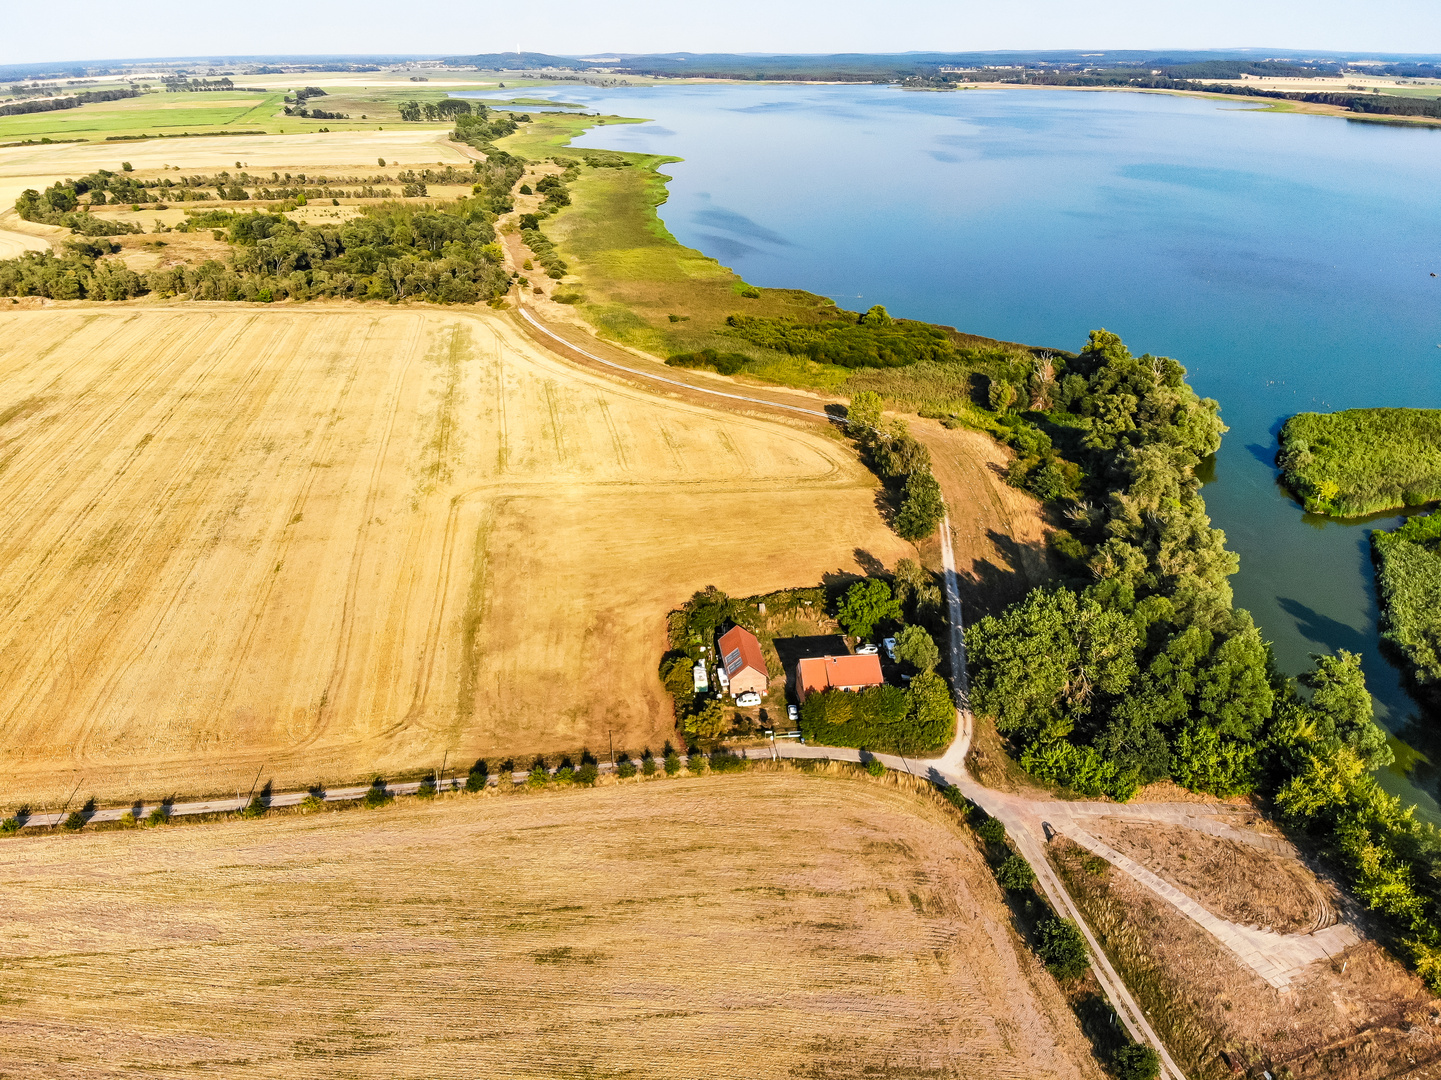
[0,770,1104,1080]
[0,305,911,807]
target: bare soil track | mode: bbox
[0,305,912,806]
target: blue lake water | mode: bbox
[490,83,1441,814]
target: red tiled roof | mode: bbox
[797,654,884,698]
[718,625,767,679]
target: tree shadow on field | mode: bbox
[853,548,886,577]
[957,529,1049,621]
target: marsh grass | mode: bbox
[1279,408,1441,516]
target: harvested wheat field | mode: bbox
[0,306,911,807]
[1051,837,1441,1080]
[0,770,1103,1080]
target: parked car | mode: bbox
[735,691,762,707]
[856,643,879,655]
[883,637,897,660]
[787,704,799,723]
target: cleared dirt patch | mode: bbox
[0,770,1105,1080]
[1085,818,1335,934]
[0,305,912,807]
[1051,837,1441,1080]
[914,420,1055,620]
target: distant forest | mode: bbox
[0,87,140,117]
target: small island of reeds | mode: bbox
[1277,408,1441,517]
[1373,512,1441,695]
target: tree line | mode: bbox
[0,198,512,305]
[399,98,480,122]
[845,382,948,542]
[962,328,1441,992]
[0,87,139,117]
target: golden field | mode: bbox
[0,306,912,806]
[0,770,1104,1080]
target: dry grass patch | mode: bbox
[1085,818,1338,934]
[0,305,911,807]
[1051,837,1441,1080]
[0,771,1104,1080]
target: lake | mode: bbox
[494,82,1441,815]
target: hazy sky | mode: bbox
[4,0,1440,66]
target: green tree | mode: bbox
[837,578,902,639]
[903,671,955,751]
[895,470,946,541]
[684,699,728,742]
[1302,650,1393,769]
[1111,1044,1161,1080]
[894,624,941,673]
[995,854,1036,891]
[967,587,1139,744]
[847,390,883,434]
[1036,917,1089,979]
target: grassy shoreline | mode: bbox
[496,111,1048,423]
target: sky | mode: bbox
[3,0,1440,66]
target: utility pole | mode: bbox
[55,778,82,827]
[244,765,264,810]
[439,750,449,792]
[608,728,614,767]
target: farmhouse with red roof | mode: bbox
[796,654,885,702]
[718,625,769,696]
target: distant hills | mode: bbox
[438,49,1441,80]
[4,50,1440,84]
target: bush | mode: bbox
[995,854,1037,891]
[617,759,637,779]
[710,749,747,772]
[146,804,171,826]
[465,760,490,792]
[800,671,953,755]
[62,797,97,831]
[240,794,268,818]
[866,758,886,777]
[643,756,658,776]
[300,794,326,812]
[1111,1043,1161,1080]
[416,774,438,798]
[664,751,681,776]
[1036,917,1089,979]
[576,762,600,785]
[362,778,393,809]
[976,817,1007,845]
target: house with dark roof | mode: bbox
[796,654,884,702]
[718,625,769,696]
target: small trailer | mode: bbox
[692,662,709,693]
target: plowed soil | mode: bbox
[0,770,1106,1080]
[1052,837,1441,1080]
[1085,818,1336,934]
[0,305,913,807]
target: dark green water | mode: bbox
[513,82,1441,815]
